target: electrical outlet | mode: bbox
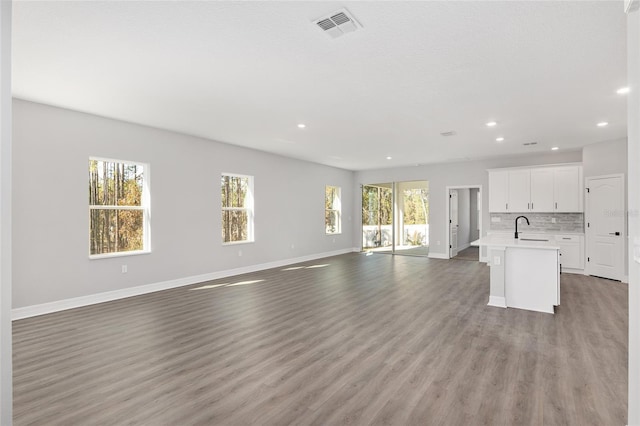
[491,217,501,223]
[493,256,501,266]
[238,250,242,257]
[121,265,127,274]
[552,217,556,224]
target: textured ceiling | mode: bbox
[12,1,627,171]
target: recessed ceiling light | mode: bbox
[496,137,504,142]
[486,121,497,127]
[551,147,559,151]
[386,156,392,160]
[617,87,630,95]
[597,121,609,127]
[297,123,306,129]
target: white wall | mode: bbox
[12,100,355,309]
[0,1,11,422]
[457,189,471,249]
[583,137,627,178]
[354,150,583,258]
[628,7,640,426]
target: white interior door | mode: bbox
[450,190,458,257]
[586,175,624,281]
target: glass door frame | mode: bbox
[361,180,429,257]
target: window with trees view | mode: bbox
[325,185,341,234]
[89,158,149,257]
[222,174,254,243]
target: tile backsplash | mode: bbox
[489,213,584,233]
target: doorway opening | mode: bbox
[362,180,429,257]
[446,186,482,261]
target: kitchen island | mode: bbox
[471,235,560,314]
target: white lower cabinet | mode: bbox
[556,235,584,270]
[517,233,585,271]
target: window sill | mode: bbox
[89,250,151,260]
[222,240,255,246]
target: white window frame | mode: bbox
[221,172,254,245]
[325,185,342,235]
[89,157,151,259]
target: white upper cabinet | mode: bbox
[530,168,555,212]
[488,164,583,213]
[554,166,583,212]
[489,170,509,212]
[507,170,531,212]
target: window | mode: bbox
[325,185,341,234]
[221,173,254,243]
[89,158,149,257]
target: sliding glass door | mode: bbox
[362,183,393,253]
[362,181,429,256]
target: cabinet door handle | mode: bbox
[562,237,571,240]
[555,202,558,210]
[531,202,534,209]
[506,203,508,210]
[528,203,530,210]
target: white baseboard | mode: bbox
[623,275,629,284]
[13,248,357,321]
[487,296,507,308]
[428,252,448,259]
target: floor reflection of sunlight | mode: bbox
[190,283,229,291]
[225,279,264,287]
[191,263,332,291]
[283,264,330,271]
[190,279,265,290]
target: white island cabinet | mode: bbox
[472,235,560,314]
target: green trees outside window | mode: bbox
[325,186,341,234]
[221,174,254,243]
[89,159,147,256]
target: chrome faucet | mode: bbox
[514,216,530,239]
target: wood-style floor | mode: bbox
[13,253,627,425]
[453,246,479,261]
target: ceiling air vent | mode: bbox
[523,142,538,146]
[440,131,457,137]
[314,9,361,39]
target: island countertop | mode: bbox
[471,235,560,250]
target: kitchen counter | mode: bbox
[472,235,560,314]
[487,230,585,236]
[471,235,560,250]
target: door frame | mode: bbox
[445,185,483,260]
[360,183,395,253]
[585,173,626,281]
[449,190,459,258]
